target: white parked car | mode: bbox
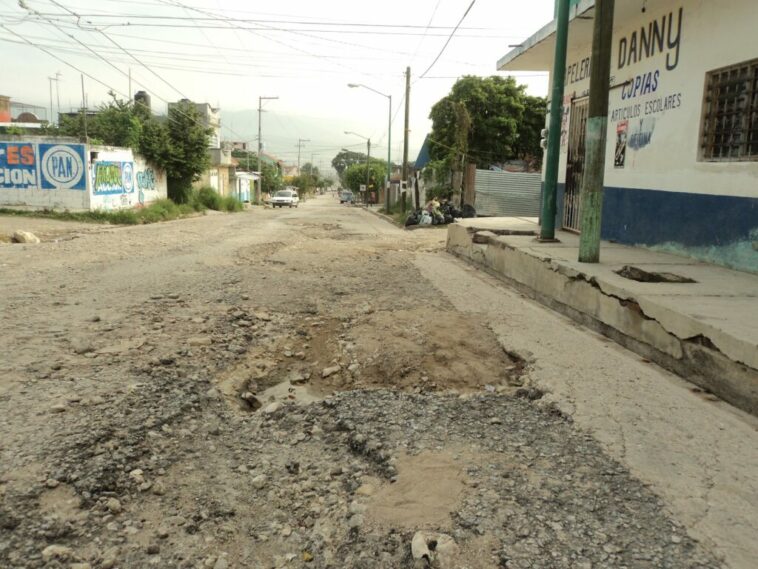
[271,189,300,208]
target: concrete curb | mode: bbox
[447,221,758,416]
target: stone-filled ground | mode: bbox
[0,207,724,568]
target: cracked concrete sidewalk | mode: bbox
[416,250,758,569]
[446,218,758,416]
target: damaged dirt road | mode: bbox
[1,196,756,569]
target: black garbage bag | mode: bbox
[440,201,463,219]
[461,204,477,218]
[404,210,421,226]
[443,213,454,224]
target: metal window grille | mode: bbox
[701,59,758,161]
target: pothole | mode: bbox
[615,265,696,283]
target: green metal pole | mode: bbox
[386,95,392,212]
[366,139,370,206]
[540,0,571,241]
[578,0,615,263]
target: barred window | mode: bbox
[700,59,758,161]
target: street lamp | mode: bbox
[347,83,391,211]
[345,130,370,206]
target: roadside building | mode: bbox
[498,0,758,273]
[0,136,167,211]
[0,95,47,130]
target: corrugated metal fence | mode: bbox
[474,169,541,217]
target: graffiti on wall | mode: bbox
[92,161,134,195]
[136,168,156,191]
[0,142,86,190]
[136,167,156,205]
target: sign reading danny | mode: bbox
[0,142,86,190]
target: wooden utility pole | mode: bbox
[296,138,310,174]
[578,0,616,262]
[402,66,411,183]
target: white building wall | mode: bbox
[555,0,758,197]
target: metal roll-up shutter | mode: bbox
[474,170,542,217]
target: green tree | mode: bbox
[343,162,386,194]
[165,101,212,203]
[514,95,548,169]
[260,161,283,195]
[92,98,142,149]
[428,75,545,169]
[56,96,140,148]
[138,117,171,169]
[331,149,368,185]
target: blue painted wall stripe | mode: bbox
[551,184,758,247]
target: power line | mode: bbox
[4,12,499,69]
[24,10,517,31]
[419,0,477,79]
[410,0,442,67]
[49,0,190,100]
[155,0,375,79]
[43,0,255,143]
[0,23,128,98]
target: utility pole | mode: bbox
[128,68,132,101]
[366,139,371,206]
[539,0,570,241]
[48,77,53,125]
[257,95,279,174]
[578,0,615,263]
[402,66,411,184]
[296,138,310,174]
[80,74,88,140]
[54,71,61,121]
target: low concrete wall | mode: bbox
[447,222,758,416]
[1,137,167,211]
[1,138,90,210]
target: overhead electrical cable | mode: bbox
[419,0,476,79]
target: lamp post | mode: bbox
[345,131,370,206]
[347,83,391,212]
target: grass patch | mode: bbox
[220,195,244,212]
[0,189,244,226]
[195,186,223,210]
[379,202,410,226]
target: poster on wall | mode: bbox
[0,142,86,190]
[614,121,628,168]
[92,161,135,195]
[560,95,572,148]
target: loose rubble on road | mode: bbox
[0,204,722,568]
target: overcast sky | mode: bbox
[1,0,553,170]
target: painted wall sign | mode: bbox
[617,7,683,71]
[93,161,135,195]
[0,142,86,190]
[566,56,591,85]
[628,118,656,150]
